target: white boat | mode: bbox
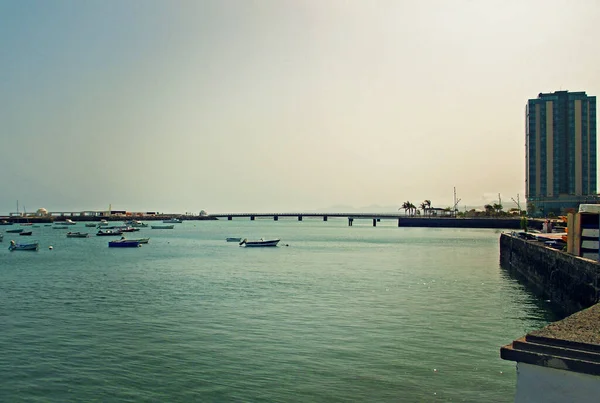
[125,220,148,228]
[239,238,280,247]
[151,224,175,229]
[162,218,183,224]
[9,240,39,251]
[55,219,77,226]
[97,219,110,227]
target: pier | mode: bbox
[0,210,529,229]
[210,212,525,229]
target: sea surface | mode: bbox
[0,219,558,402]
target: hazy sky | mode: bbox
[1,0,599,214]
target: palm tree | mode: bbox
[423,199,432,216]
[419,202,427,216]
[399,201,409,216]
[409,202,417,216]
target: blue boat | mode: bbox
[108,239,141,248]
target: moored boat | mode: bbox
[8,240,39,251]
[6,228,23,233]
[66,232,90,238]
[151,224,175,229]
[226,237,242,242]
[96,230,123,236]
[239,238,280,247]
[115,226,140,233]
[0,220,13,225]
[0,233,3,242]
[162,218,183,224]
[19,231,33,236]
[85,223,97,227]
[108,239,141,248]
[126,237,150,244]
[125,220,148,228]
[55,219,77,225]
[53,226,68,229]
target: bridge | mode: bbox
[209,212,404,226]
[208,212,524,228]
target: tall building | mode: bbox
[526,90,597,215]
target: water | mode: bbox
[0,219,558,402]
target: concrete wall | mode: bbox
[515,362,600,403]
[398,217,524,229]
[500,233,600,316]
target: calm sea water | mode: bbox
[0,219,557,402]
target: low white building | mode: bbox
[501,303,600,402]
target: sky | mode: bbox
[1,0,599,215]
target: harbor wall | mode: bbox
[499,233,600,316]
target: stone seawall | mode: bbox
[499,233,600,316]
[398,217,526,229]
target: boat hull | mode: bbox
[128,238,149,244]
[108,240,141,248]
[240,239,280,247]
[96,230,124,236]
[67,232,90,238]
[151,225,174,229]
[9,242,39,251]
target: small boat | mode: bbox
[151,224,175,229]
[53,226,68,229]
[127,237,150,244]
[6,228,23,233]
[125,220,148,228]
[115,226,140,233]
[9,240,39,251]
[239,238,280,247]
[226,237,242,242]
[162,218,183,224]
[108,239,141,248]
[0,233,3,242]
[97,219,110,228]
[66,232,90,238]
[55,219,77,225]
[20,223,33,226]
[85,223,97,227]
[0,220,13,226]
[19,231,33,236]
[96,230,123,236]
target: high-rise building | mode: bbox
[526,90,597,215]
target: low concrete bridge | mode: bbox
[209,213,525,229]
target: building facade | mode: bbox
[526,91,597,215]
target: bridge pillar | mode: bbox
[250,216,255,221]
[373,218,377,227]
[348,218,353,226]
[274,216,278,221]
[323,216,328,222]
[298,216,303,221]
[228,216,232,221]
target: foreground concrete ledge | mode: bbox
[501,303,600,376]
